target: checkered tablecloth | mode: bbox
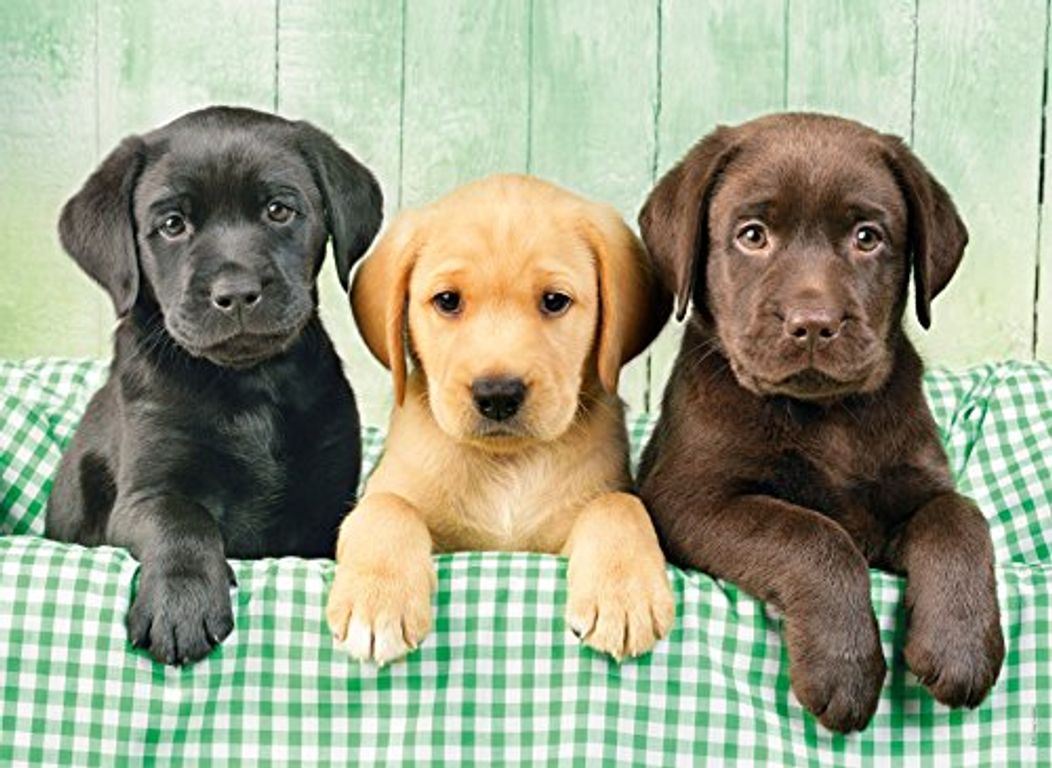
[1,359,1050,765]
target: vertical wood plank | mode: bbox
[1036,6,1052,361]
[648,0,787,404]
[0,0,108,358]
[400,0,530,208]
[912,0,1045,363]
[278,0,403,427]
[96,0,278,148]
[529,0,658,414]
[785,0,916,134]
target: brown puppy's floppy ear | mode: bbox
[638,127,738,321]
[295,121,384,290]
[579,205,672,394]
[881,136,969,329]
[350,212,423,406]
[58,136,147,316]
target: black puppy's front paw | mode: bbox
[905,597,1004,709]
[127,561,236,666]
[787,610,887,733]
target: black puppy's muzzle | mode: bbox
[472,376,527,422]
[210,273,267,316]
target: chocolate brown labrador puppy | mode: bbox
[637,113,1004,733]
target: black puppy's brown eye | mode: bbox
[266,200,294,223]
[160,214,186,239]
[432,291,462,316]
[853,225,883,253]
[540,292,572,316]
[736,222,769,251]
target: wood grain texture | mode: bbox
[648,0,788,400]
[529,0,658,413]
[0,0,108,358]
[911,0,1045,364]
[785,0,916,134]
[1037,8,1052,361]
[399,0,530,208]
[0,0,1049,418]
[277,0,403,427]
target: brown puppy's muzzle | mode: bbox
[729,258,889,400]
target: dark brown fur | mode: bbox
[638,113,1004,733]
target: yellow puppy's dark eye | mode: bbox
[540,292,572,316]
[736,222,768,251]
[160,214,187,239]
[433,291,462,316]
[266,200,294,223]
[853,225,883,253]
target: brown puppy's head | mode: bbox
[640,113,968,402]
[352,174,669,449]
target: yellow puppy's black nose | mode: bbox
[472,377,526,422]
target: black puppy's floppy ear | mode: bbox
[639,126,738,321]
[58,136,146,316]
[295,121,383,290]
[881,135,969,329]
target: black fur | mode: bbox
[45,106,382,666]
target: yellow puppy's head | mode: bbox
[352,174,669,449]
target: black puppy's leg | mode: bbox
[887,493,1004,708]
[645,489,886,732]
[108,495,235,666]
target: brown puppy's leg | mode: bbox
[887,493,1004,708]
[563,492,675,661]
[326,492,436,665]
[653,493,886,732]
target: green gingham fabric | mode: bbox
[1,359,1050,765]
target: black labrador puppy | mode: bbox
[45,106,382,666]
[637,114,1003,732]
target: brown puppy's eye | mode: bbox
[432,291,462,316]
[160,214,187,239]
[266,200,294,223]
[540,292,572,316]
[736,222,769,252]
[853,225,883,253]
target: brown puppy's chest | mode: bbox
[749,413,946,563]
[655,331,954,566]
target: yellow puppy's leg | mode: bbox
[563,492,675,661]
[326,492,436,665]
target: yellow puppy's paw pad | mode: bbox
[566,560,675,661]
[325,561,434,666]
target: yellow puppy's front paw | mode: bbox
[566,555,675,661]
[325,557,436,666]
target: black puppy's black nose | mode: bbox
[472,377,526,422]
[211,276,263,313]
[784,308,843,346]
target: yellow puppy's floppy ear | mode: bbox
[350,211,423,406]
[579,206,672,394]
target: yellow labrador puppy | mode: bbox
[327,174,673,663]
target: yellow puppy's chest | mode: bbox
[441,454,584,553]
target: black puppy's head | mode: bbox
[640,113,968,402]
[59,106,382,368]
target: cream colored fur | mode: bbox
[326,175,673,664]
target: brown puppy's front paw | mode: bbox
[787,611,886,733]
[905,606,1004,709]
[326,556,436,666]
[566,555,675,661]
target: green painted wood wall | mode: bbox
[1,0,1048,426]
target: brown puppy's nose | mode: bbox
[784,308,843,347]
[472,377,526,422]
[211,275,263,313]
